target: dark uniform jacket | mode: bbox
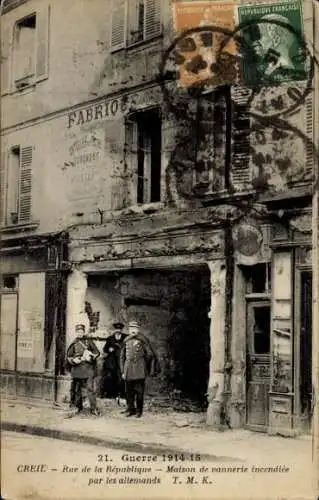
[120,334,160,381]
[67,337,100,379]
[103,333,128,369]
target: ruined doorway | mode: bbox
[123,266,211,410]
[246,300,271,430]
[87,266,211,411]
[299,270,312,432]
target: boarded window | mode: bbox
[17,273,46,373]
[111,0,161,51]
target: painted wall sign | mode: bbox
[64,131,105,202]
[67,97,129,129]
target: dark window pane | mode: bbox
[253,306,270,354]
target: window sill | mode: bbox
[9,82,36,96]
[120,201,164,216]
[3,76,48,97]
[0,221,39,234]
[110,34,163,55]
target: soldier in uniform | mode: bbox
[100,321,127,401]
[66,324,101,416]
[120,321,159,418]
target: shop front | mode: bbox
[0,233,68,402]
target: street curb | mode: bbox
[2,421,243,462]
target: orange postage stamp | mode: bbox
[171,0,238,88]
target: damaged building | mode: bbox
[0,0,317,436]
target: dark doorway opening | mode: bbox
[167,266,211,409]
[300,270,312,431]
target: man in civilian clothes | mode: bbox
[100,321,127,401]
[67,324,101,416]
[120,321,159,418]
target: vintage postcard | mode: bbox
[0,0,318,499]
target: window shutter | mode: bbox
[19,146,32,223]
[36,4,50,81]
[110,0,126,51]
[144,0,162,39]
[231,86,251,189]
[1,24,12,95]
[305,93,313,179]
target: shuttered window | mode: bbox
[304,94,313,179]
[110,0,161,51]
[111,0,127,51]
[2,145,33,226]
[19,146,32,223]
[231,86,251,189]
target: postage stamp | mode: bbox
[236,0,308,85]
[171,0,237,88]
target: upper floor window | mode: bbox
[245,263,271,295]
[193,87,232,194]
[13,14,37,87]
[1,6,50,94]
[110,0,162,51]
[0,145,33,226]
[126,107,162,205]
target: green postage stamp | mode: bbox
[237,0,308,85]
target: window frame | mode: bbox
[125,106,162,206]
[1,145,33,228]
[1,5,50,96]
[13,13,37,89]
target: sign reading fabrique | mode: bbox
[67,97,128,129]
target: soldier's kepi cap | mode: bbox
[75,324,86,332]
[128,321,139,328]
[112,321,124,330]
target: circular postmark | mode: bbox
[158,19,317,226]
[218,17,314,117]
[158,25,238,122]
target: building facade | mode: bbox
[0,0,316,435]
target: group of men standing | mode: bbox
[66,320,159,418]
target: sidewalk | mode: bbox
[1,397,312,464]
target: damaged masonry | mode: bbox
[0,0,317,440]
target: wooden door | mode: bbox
[246,301,271,430]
